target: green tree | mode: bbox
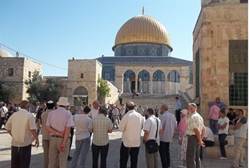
[25,71,62,103]
[0,82,15,103]
[97,79,110,103]
[42,78,61,103]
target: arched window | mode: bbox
[123,70,136,81]
[153,70,165,81]
[73,86,88,96]
[138,70,150,81]
[167,70,180,83]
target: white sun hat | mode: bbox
[57,97,70,106]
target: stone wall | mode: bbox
[104,81,119,104]
[23,58,42,100]
[193,3,248,117]
[0,57,42,103]
[67,59,102,105]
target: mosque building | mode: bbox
[66,14,193,105]
[0,13,194,106]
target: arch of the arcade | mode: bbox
[115,64,191,95]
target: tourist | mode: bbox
[143,108,162,168]
[231,109,247,168]
[5,100,39,168]
[90,100,100,119]
[68,106,76,161]
[227,108,236,125]
[46,97,74,168]
[36,102,46,135]
[186,103,204,168]
[0,102,8,129]
[218,108,229,159]
[91,106,112,168]
[208,103,220,134]
[178,109,188,166]
[41,100,55,168]
[118,90,123,105]
[137,105,144,116]
[203,127,215,146]
[200,126,215,160]
[214,97,226,109]
[154,105,159,118]
[119,101,144,168]
[112,104,120,129]
[175,96,182,125]
[71,106,92,168]
[120,104,126,119]
[159,104,177,168]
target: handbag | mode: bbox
[145,118,159,154]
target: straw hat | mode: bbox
[57,97,69,106]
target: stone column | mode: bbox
[150,79,153,95]
[135,74,138,93]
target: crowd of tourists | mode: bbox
[0,95,247,168]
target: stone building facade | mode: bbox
[193,0,248,117]
[66,59,102,105]
[0,49,42,103]
[0,14,194,106]
[98,15,193,98]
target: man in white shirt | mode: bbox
[143,108,162,168]
[232,109,247,168]
[159,104,177,168]
[112,105,120,129]
[218,108,229,159]
[89,100,100,119]
[0,102,8,129]
[71,106,92,168]
[46,97,74,168]
[186,103,204,168]
[119,101,144,168]
[5,100,39,168]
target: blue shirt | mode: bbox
[160,111,177,142]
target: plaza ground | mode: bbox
[0,129,244,168]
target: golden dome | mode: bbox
[0,48,12,57]
[113,15,172,50]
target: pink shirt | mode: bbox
[46,107,74,132]
[208,105,220,120]
[178,117,188,140]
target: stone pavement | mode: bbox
[0,129,245,168]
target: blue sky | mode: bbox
[0,0,201,76]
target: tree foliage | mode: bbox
[25,71,62,104]
[97,79,110,103]
[0,82,16,103]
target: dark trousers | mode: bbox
[186,136,201,168]
[119,98,123,105]
[175,109,181,125]
[209,119,218,134]
[120,143,140,168]
[0,117,5,129]
[159,141,170,168]
[11,145,32,168]
[219,134,227,157]
[92,143,109,168]
[68,127,74,157]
